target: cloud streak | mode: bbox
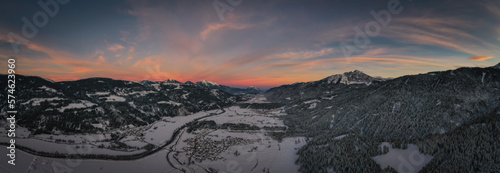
[108,44,125,52]
[469,56,493,61]
[200,23,249,40]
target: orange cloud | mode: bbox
[108,44,125,52]
[133,56,163,68]
[126,46,135,60]
[469,56,493,61]
[97,56,107,65]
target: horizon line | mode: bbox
[4,62,498,89]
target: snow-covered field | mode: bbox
[243,94,270,103]
[0,137,147,156]
[1,137,305,173]
[170,128,306,173]
[202,106,285,128]
[143,109,222,146]
[204,137,306,172]
[0,149,173,173]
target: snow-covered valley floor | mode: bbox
[0,106,306,173]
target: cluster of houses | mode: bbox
[182,133,259,162]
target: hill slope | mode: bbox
[0,75,237,133]
[265,63,500,172]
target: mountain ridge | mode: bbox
[270,62,500,172]
[0,75,238,133]
[265,62,500,139]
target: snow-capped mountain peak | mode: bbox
[197,80,220,86]
[164,79,181,83]
[139,80,157,85]
[324,70,378,85]
[247,86,260,90]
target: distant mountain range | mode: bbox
[195,80,261,95]
[142,79,261,95]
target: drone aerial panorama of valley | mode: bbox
[0,0,499,173]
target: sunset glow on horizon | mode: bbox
[1,0,499,89]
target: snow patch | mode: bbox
[304,99,320,109]
[211,89,220,96]
[104,95,126,102]
[59,100,96,112]
[151,83,161,91]
[38,86,58,93]
[334,134,348,140]
[372,142,433,173]
[308,102,317,109]
[482,72,486,84]
[91,123,104,129]
[158,101,182,106]
[125,91,157,96]
[86,92,110,97]
[21,97,65,106]
[199,80,219,86]
[303,99,320,104]
[322,96,335,100]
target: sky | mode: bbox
[0,0,499,89]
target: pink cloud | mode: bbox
[200,23,249,40]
